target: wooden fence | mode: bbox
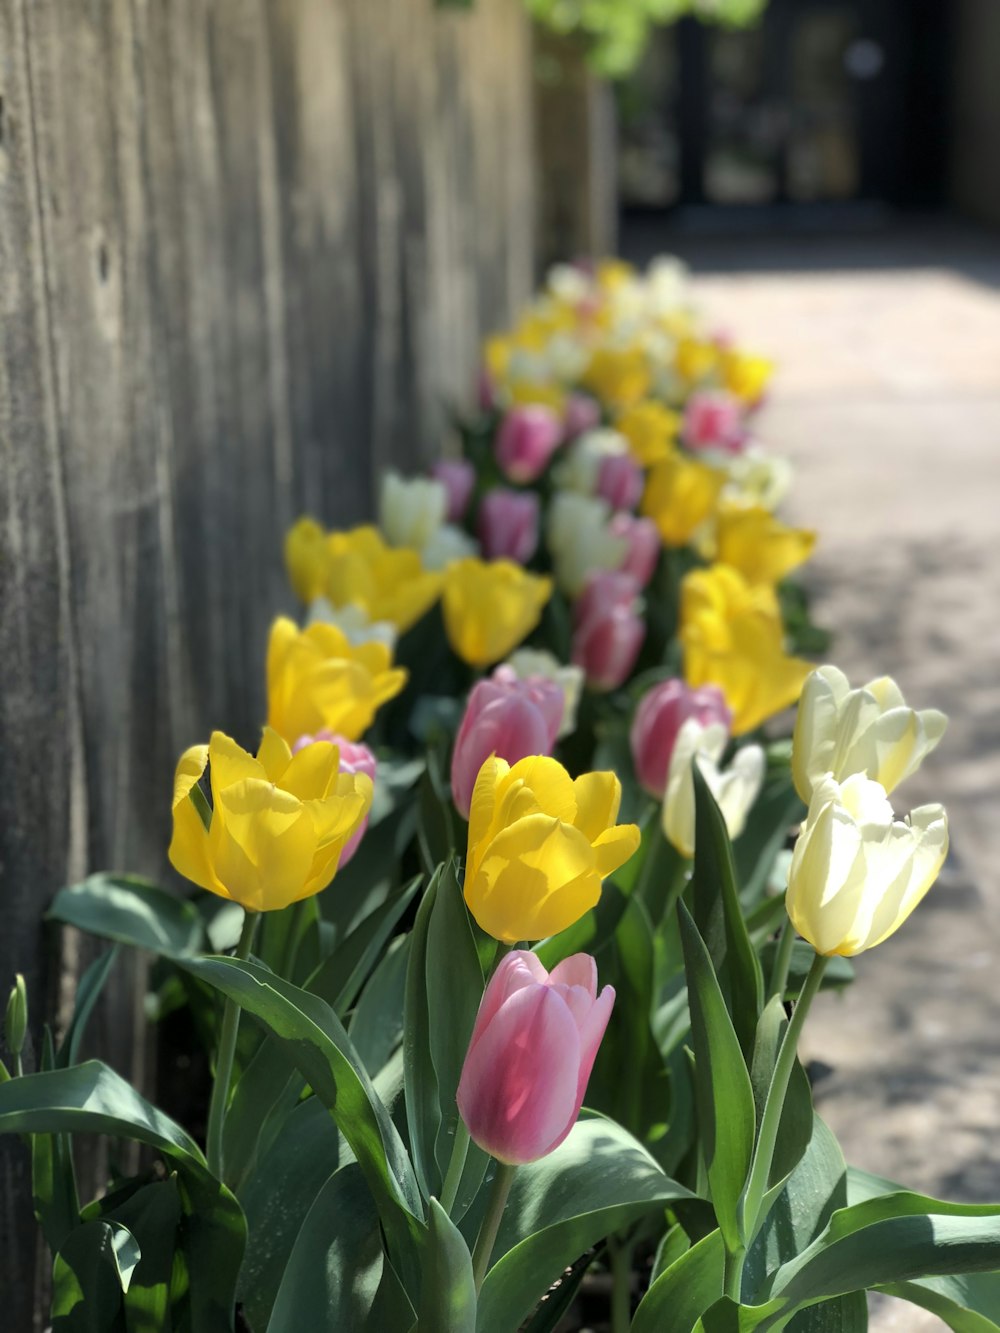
[0,0,537,1323]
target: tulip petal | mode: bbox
[281,739,343,801]
[590,822,642,879]
[456,984,582,1164]
[256,726,293,784]
[167,745,219,895]
[211,778,317,913]
[571,771,622,842]
[208,731,266,803]
[862,805,948,952]
[548,953,597,995]
[467,951,549,1060]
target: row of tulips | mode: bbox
[3,256,997,1333]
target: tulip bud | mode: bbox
[631,679,732,799]
[787,773,948,956]
[661,720,765,858]
[430,460,476,523]
[495,405,564,483]
[420,524,480,572]
[596,453,643,511]
[5,975,27,1061]
[477,489,540,565]
[504,648,584,740]
[683,391,747,455]
[564,393,602,439]
[456,951,615,1164]
[450,669,563,818]
[610,513,660,589]
[548,493,628,597]
[293,732,377,868]
[572,573,645,692]
[379,471,448,549]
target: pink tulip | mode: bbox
[683,391,746,455]
[456,951,615,1164]
[611,513,660,589]
[596,453,643,511]
[477,489,540,564]
[292,731,376,867]
[477,366,497,413]
[630,679,732,798]
[450,668,564,818]
[571,573,645,692]
[495,405,564,483]
[564,393,602,439]
[430,459,476,523]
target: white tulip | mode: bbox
[547,492,628,597]
[552,429,629,496]
[420,524,480,572]
[379,471,447,550]
[792,665,947,802]
[661,719,765,859]
[305,598,397,650]
[787,773,948,956]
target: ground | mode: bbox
[629,217,1000,1329]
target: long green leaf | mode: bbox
[677,900,756,1251]
[631,1229,727,1333]
[418,1199,477,1332]
[51,1220,140,1330]
[47,875,205,957]
[477,1113,695,1332]
[404,870,442,1200]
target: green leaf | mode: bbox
[690,765,763,1060]
[733,764,804,908]
[631,1229,726,1333]
[477,1112,696,1332]
[178,955,424,1295]
[47,875,205,957]
[307,875,422,1017]
[51,1220,140,1330]
[749,997,814,1199]
[418,1199,477,1331]
[58,948,120,1068]
[878,1274,1000,1331]
[267,1163,413,1332]
[520,1248,595,1332]
[417,743,457,875]
[349,935,411,1075]
[404,870,443,1201]
[677,900,756,1251]
[759,940,854,1000]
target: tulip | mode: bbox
[552,429,630,497]
[721,447,793,512]
[266,617,407,745]
[442,558,552,669]
[661,720,765,858]
[683,391,746,455]
[564,393,602,439]
[786,773,948,956]
[477,489,540,565]
[379,471,448,550]
[306,598,397,650]
[571,573,646,692]
[420,524,480,571]
[610,513,660,588]
[456,951,615,1165]
[292,733,376,868]
[285,516,330,604]
[581,346,651,411]
[722,350,773,407]
[464,755,640,943]
[315,524,443,634]
[641,452,726,548]
[495,405,564,483]
[451,669,564,818]
[430,459,476,522]
[616,401,681,468]
[547,492,628,597]
[792,665,948,804]
[715,505,816,586]
[503,648,584,739]
[675,338,720,386]
[168,729,373,912]
[597,453,643,511]
[631,679,732,799]
[680,565,812,735]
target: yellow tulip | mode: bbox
[715,505,816,586]
[722,351,773,405]
[792,665,948,803]
[581,347,651,412]
[680,564,812,735]
[266,617,407,745]
[507,380,568,416]
[168,729,373,912]
[595,259,636,292]
[616,401,681,468]
[675,338,718,385]
[641,453,726,548]
[786,773,948,956]
[465,755,640,943]
[322,525,442,634]
[442,558,552,669]
[285,517,330,604]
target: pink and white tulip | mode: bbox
[456,951,615,1165]
[610,512,660,588]
[495,405,564,483]
[630,679,732,799]
[596,453,643,512]
[571,572,645,692]
[430,459,476,523]
[477,489,540,565]
[683,390,746,456]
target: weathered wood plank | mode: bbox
[0,1,536,1324]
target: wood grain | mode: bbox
[0,1,534,1324]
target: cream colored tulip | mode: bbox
[792,665,947,803]
[379,471,448,550]
[787,773,948,957]
[547,492,628,597]
[661,719,765,859]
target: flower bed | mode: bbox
[3,257,996,1332]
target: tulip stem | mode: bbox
[608,1237,635,1333]
[206,910,258,1181]
[472,1161,517,1291]
[440,1119,472,1216]
[742,950,828,1245]
[767,914,797,1002]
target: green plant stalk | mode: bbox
[724,1243,748,1302]
[440,1118,472,1215]
[742,951,829,1245]
[205,911,258,1180]
[767,913,796,1002]
[609,1236,635,1333]
[472,1161,517,1291]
